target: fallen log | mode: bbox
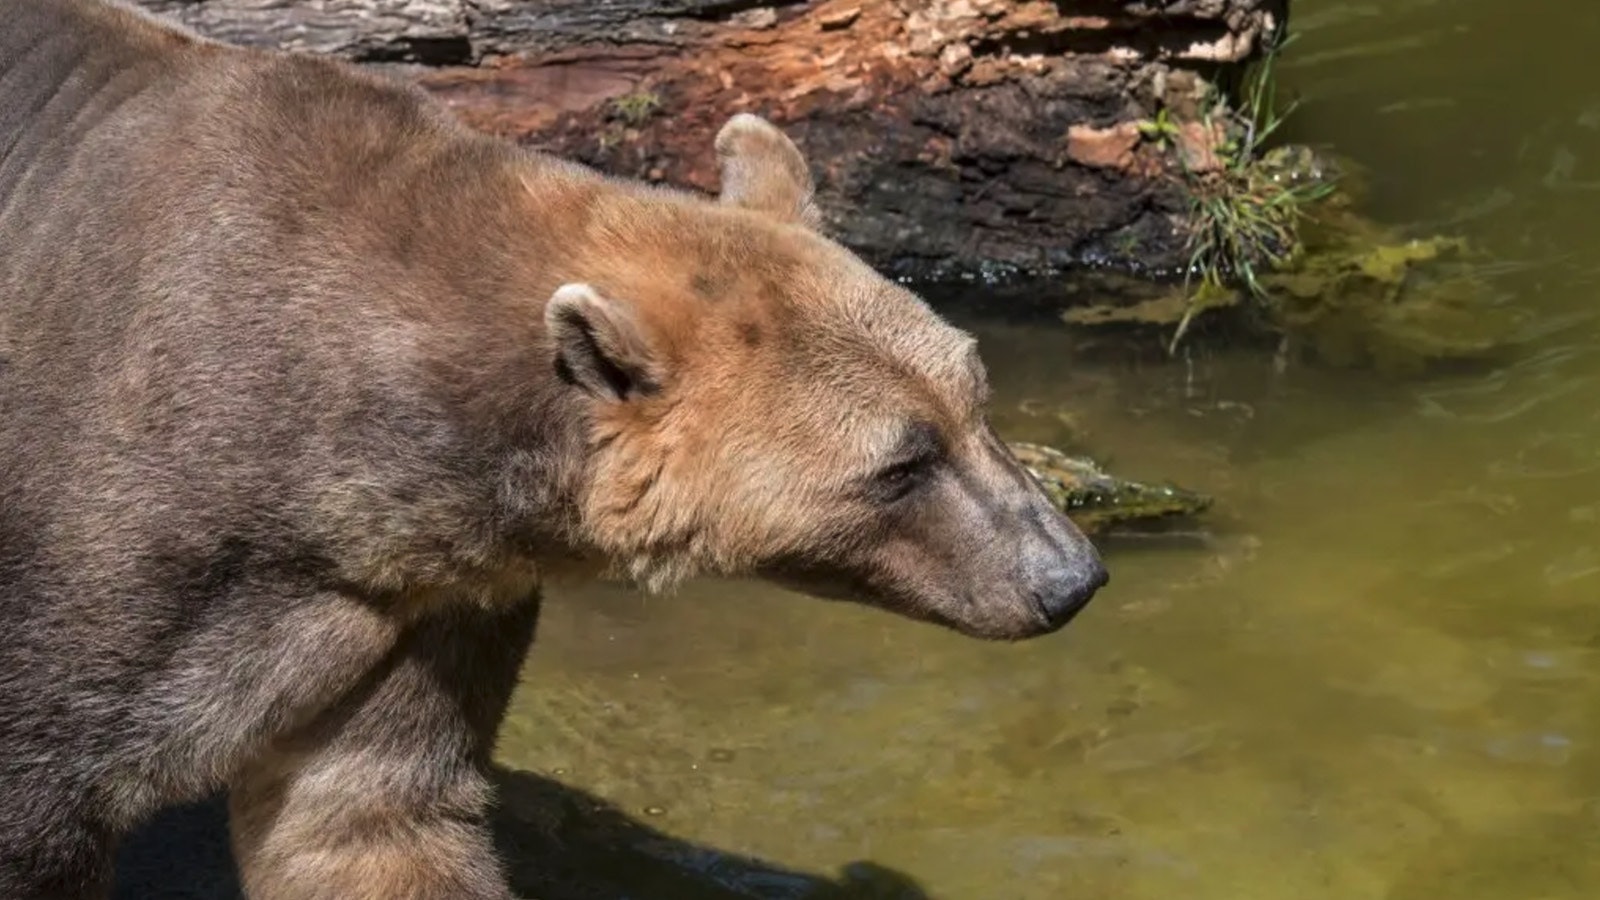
[134,0,1288,281]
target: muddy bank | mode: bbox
[134,0,1287,280]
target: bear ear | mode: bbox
[715,113,822,229]
[544,283,662,402]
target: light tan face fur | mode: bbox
[544,115,1107,640]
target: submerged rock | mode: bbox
[1008,441,1213,535]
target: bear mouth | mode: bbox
[758,562,1073,641]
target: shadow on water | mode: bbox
[111,767,935,900]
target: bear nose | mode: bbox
[1035,560,1109,628]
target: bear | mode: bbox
[0,1,1109,898]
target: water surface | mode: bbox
[494,2,1600,897]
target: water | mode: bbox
[488,2,1600,897]
[115,1,1600,897]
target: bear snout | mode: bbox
[1028,557,1110,630]
[1014,492,1110,631]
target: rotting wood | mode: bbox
[136,0,1289,281]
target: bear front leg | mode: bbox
[227,598,540,900]
[0,790,114,900]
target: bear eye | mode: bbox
[869,421,943,503]
[876,458,928,493]
[873,454,935,503]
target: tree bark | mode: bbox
[136,0,1287,280]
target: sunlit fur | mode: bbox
[552,191,987,595]
[0,2,1100,897]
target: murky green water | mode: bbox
[488,3,1600,897]
[111,2,1600,898]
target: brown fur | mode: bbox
[0,2,1106,897]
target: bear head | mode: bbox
[542,114,1107,641]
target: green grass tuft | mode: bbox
[1168,33,1337,354]
[609,90,662,127]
